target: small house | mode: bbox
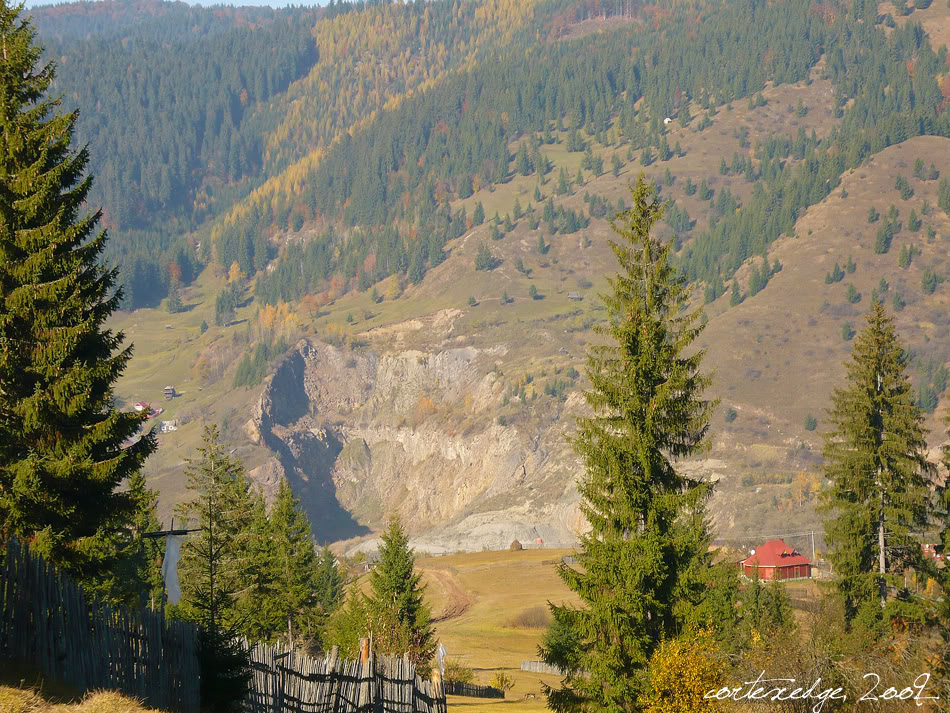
[133,401,149,412]
[922,543,944,561]
[163,385,176,400]
[663,117,673,125]
[567,292,583,301]
[740,539,812,580]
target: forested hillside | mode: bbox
[25,0,950,547]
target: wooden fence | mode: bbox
[0,538,199,712]
[521,660,567,675]
[443,680,504,698]
[244,641,447,713]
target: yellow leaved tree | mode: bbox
[639,629,729,713]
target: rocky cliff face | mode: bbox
[245,338,587,551]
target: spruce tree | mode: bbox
[268,477,322,649]
[541,174,716,712]
[314,545,344,622]
[366,516,436,672]
[175,425,252,712]
[0,3,156,592]
[820,301,933,631]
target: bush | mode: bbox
[444,659,476,685]
[507,605,553,629]
[804,414,817,431]
[842,322,855,341]
[489,672,515,694]
[725,407,738,423]
[475,242,498,271]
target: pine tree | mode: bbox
[175,425,252,712]
[365,517,436,672]
[472,201,485,226]
[820,301,934,631]
[268,477,322,649]
[0,3,156,593]
[541,174,716,711]
[314,545,344,621]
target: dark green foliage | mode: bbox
[842,322,856,341]
[914,158,925,179]
[821,302,934,628]
[893,292,906,312]
[200,319,209,334]
[896,175,914,200]
[215,283,243,326]
[611,153,622,177]
[472,201,485,226]
[747,258,771,297]
[233,339,289,388]
[939,178,950,214]
[805,414,818,431]
[846,283,861,304]
[846,256,856,274]
[475,242,498,271]
[922,267,938,294]
[541,175,716,710]
[698,178,713,201]
[907,209,921,233]
[684,177,697,196]
[557,167,570,195]
[928,163,940,180]
[725,407,738,423]
[825,263,845,284]
[868,206,880,224]
[898,244,912,269]
[874,221,895,254]
[730,280,743,306]
[529,284,542,300]
[350,518,435,672]
[467,295,477,307]
[639,146,654,166]
[175,426,253,711]
[0,3,156,602]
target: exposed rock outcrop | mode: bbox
[248,338,585,549]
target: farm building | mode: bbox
[739,539,812,580]
[163,385,176,400]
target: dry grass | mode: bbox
[0,688,160,713]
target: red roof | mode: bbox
[741,539,812,568]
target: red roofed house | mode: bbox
[740,539,812,580]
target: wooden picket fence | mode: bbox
[244,641,447,713]
[0,538,199,712]
[442,680,504,698]
[521,659,567,675]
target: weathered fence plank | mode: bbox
[0,538,199,712]
[243,642,447,713]
[442,680,505,698]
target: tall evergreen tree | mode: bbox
[0,2,156,595]
[366,516,436,673]
[540,174,716,712]
[314,545,345,622]
[268,477,322,649]
[820,301,933,631]
[175,425,252,712]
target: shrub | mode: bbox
[725,407,738,423]
[804,414,817,431]
[507,605,552,629]
[444,659,476,685]
[842,322,855,341]
[489,672,515,694]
